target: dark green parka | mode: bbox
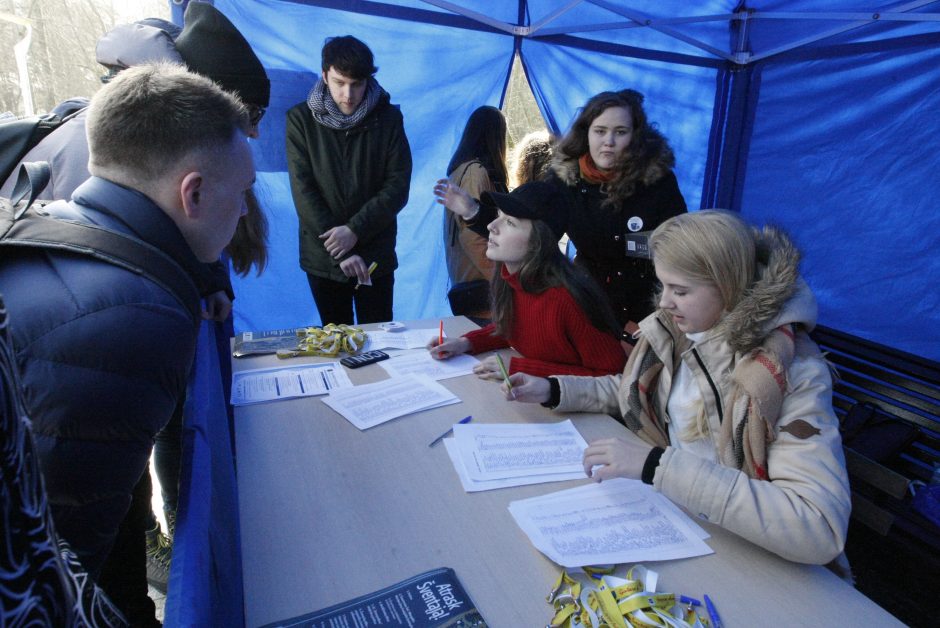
[286,94,412,282]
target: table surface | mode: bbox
[234,317,901,627]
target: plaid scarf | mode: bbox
[623,324,796,480]
[306,76,385,130]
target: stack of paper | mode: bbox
[444,421,589,492]
[231,362,353,406]
[508,479,713,567]
[380,350,479,381]
[321,373,460,430]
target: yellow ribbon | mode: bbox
[276,324,367,359]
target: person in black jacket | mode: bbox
[287,35,412,325]
[435,89,686,331]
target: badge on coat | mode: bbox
[627,216,644,232]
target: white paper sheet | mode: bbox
[443,438,586,492]
[321,374,460,430]
[379,350,479,381]
[453,420,588,481]
[508,478,713,567]
[364,328,441,351]
[230,362,352,406]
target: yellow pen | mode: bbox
[355,262,378,290]
[495,354,514,397]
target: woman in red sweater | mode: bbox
[428,181,626,379]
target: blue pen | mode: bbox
[703,594,722,628]
[427,415,472,447]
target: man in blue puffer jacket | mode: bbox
[0,62,254,590]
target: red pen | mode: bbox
[438,320,444,345]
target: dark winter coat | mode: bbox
[548,155,686,327]
[0,177,203,577]
[286,94,412,282]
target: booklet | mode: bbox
[232,326,311,357]
[260,567,487,627]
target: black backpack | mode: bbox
[0,109,85,185]
[0,162,200,323]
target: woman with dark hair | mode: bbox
[435,90,686,330]
[442,106,509,318]
[428,182,625,379]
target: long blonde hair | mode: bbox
[650,210,757,441]
[650,210,756,313]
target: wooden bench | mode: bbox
[811,324,939,623]
[812,324,940,542]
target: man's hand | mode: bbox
[502,372,551,403]
[582,436,655,482]
[202,290,232,322]
[433,179,479,219]
[320,225,358,259]
[339,255,371,283]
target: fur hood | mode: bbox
[549,128,677,189]
[656,225,816,355]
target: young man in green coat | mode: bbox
[286,35,412,325]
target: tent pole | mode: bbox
[703,4,760,212]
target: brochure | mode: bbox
[260,567,487,627]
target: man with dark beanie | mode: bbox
[175,0,270,136]
[287,35,412,325]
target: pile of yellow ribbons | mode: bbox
[276,324,367,359]
[548,565,707,628]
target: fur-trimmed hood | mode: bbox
[654,225,816,355]
[549,128,677,189]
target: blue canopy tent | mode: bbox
[182,0,940,361]
[164,1,940,625]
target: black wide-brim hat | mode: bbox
[481,181,565,241]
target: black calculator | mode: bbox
[340,350,389,369]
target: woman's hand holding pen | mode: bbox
[582,436,654,482]
[427,336,471,360]
[502,373,550,403]
[432,179,479,220]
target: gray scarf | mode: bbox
[306,77,385,130]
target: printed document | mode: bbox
[321,374,460,430]
[453,420,588,481]
[508,479,713,567]
[380,350,479,381]
[231,362,352,406]
[443,439,585,492]
[366,328,441,351]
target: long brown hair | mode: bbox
[556,89,674,206]
[490,220,620,338]
[226,188,268,276]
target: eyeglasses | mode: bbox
[248,106,266,126]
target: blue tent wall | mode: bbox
[734,30,940,360]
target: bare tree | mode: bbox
[1,0,168,116]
